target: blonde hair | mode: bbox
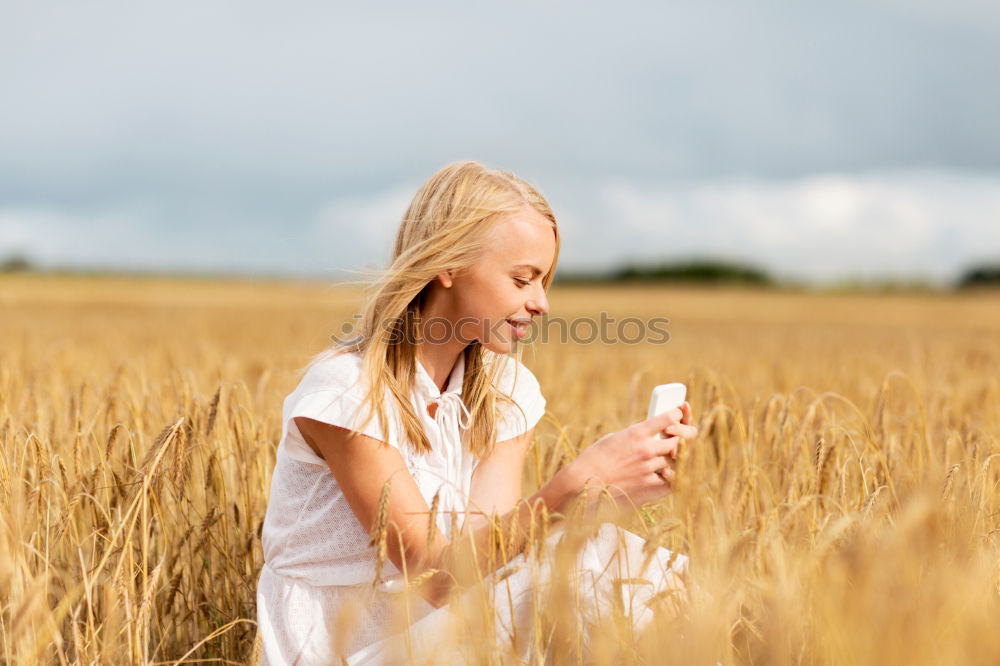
[310,160,560,457]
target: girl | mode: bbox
[255,161,698,664]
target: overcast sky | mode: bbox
[2,0,999,285]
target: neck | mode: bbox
[416,342,465,394]
[415,281,473,393]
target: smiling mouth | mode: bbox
[506,318,530,336]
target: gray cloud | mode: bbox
[1,0,999,281]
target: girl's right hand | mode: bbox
[564,402,698,508]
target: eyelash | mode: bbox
[514,278,531,287]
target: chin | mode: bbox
[481,337,516,355]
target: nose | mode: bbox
[527,285,549,316]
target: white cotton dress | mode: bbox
[255,348,688,665]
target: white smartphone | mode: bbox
[647,383,687,439]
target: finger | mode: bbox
[639,407,684,437]
[645,454,673,474]
[663,423,699,440]
[680,401,693,425]
[648,434,681,458]
[655,466,676,485]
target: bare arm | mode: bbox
[293,403,695,608]
[464,428,533,533]
[295,417,574,607]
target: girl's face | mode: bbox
[437,206,555,354]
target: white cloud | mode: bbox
[312,185,417,270]
[594,170,1000,284]
[0,202,323,275]
[0,206,149,267]
[4,170,998,285]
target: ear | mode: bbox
[435,270,454,288]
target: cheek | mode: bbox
[458,278,513,314]
[454,283,519,335]
[450,285,492,327]
[447,289,495,342]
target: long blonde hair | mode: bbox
[310,160,560,458]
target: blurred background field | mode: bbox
[2,274,999,663]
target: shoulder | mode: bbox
[286,348,375,429]
[281,348,402,462]
[297,347,367,397]
[492,353,546,441]
[494,353,543,400]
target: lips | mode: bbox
[506,318,529,337]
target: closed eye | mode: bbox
[514,278,530,287]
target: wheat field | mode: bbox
[1,274,999,664]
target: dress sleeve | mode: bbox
[495,356,547,442]
[278,356,403,465]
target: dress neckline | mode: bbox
[414,350,465,400]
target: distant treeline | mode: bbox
[1,254,32,272]
[554,259,774,286]
[958,264,1000,288]
[556,259,1000,290]
[4,252,1000,289]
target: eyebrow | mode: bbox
[513,264,545,277]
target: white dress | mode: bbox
[256,348,688,665]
